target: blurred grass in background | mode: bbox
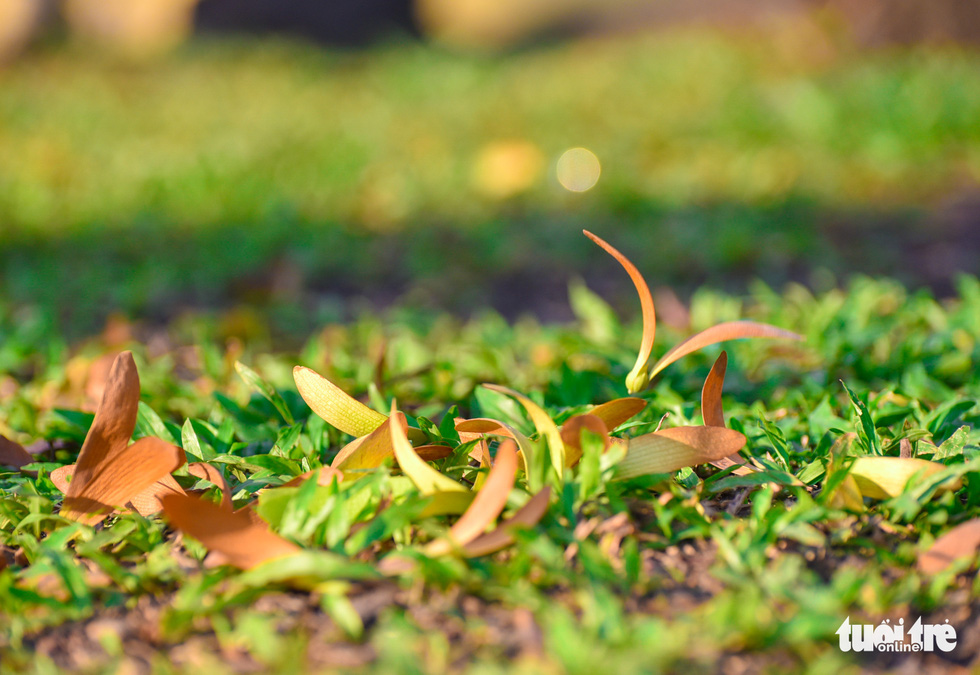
[1,7,979,340]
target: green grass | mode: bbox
[2,275,979,673]
[1,31,979,337]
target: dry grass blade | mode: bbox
[332,419,393,472]
[293,365,388,437]
[425,440,519,556]
[648,321,803,380]
[583,230,656,394]
[615,426,746,480]
[588,398,646,431]
[161,493,300,570]
[919,519,980,574]
[61,437,186,525]
[188,462,232,510]
[462,486,552,557]
[0,435,34,468]
[850,457,954,499]
[390,404,467,495]
[71,351,141,489]
[560,414,610,467]
[484,384,566,475]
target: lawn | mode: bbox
[1,25,980,674]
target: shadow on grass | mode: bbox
[3,197,978,341]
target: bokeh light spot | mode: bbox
[556,147,601,192]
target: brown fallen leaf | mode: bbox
[463,486,552,557]
[424,440,519,556]
[161,492,300,570]
[0,435,34,468]
[560,414,610,467]
[919,519,980,574]
[700,351,754,475]
[56,352,186,525]
[187,462,232,511]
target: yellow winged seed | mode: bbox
[332,418,394,473]
[849,457,956,500]
[390,404,468,495]
[614,426,746,480]
[583,230,656,393]
[588,398,646,431]
[483,384,566,475]
[919,519,980,574]
[293,366,387,437]
[648,321,803,381]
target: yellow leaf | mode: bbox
[293,366,387,437]
[614,426,746,480]
[483,384,565,476]
[390,404,467,495]
[588,397,646,431]
[849,456,954,500]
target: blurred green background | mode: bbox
[1,0,979,341]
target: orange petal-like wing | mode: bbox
[462,486,552,557]
[188,462,233,511]
[560,414,610,467]
[919,519,980,574]
[584,230,656,393]
[70,351,141,492]
[425,441,519,556]
[61,437,185,525]
[649,321,802,381]
[161,493,300,570]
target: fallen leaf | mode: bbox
[463,486,552,557]
[560,414,610,467]
[919,519,980,574]
[161,493,300,570]
[614,426,747,480]
[0,435,34,468]
[850,456,954,499]
[588,398,646,431]
[484,385,566,474]
[294,366,387,437]
[390,404,468,495]
[425,440,518,556]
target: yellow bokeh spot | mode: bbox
[557,147,600,192]
[472,140,544,199]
